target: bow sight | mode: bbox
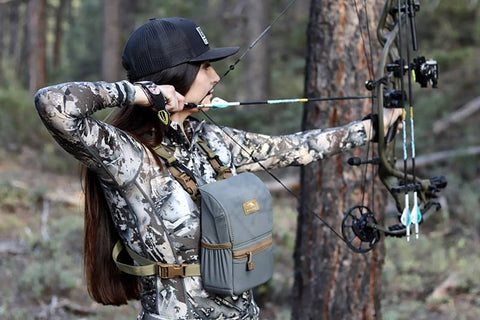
[413,56,438,88]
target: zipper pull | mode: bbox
[247,252,255,271]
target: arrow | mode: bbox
[185,95,374,109]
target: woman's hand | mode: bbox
[362,107,402,142]
[134,82,185,114]
[383,107,402,135]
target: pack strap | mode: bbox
[152,140,232,200]
[153,145,199,199]
[153,145,176,166]
[112,241,201,278]
[196,139,233,180]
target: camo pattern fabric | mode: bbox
[35,81,368,320]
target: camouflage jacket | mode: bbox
[34,81,368,320]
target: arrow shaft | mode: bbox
[191,95,373,109]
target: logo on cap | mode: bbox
[196,27,209,45]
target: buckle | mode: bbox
[157,263,186,279]
[177,173,196,194]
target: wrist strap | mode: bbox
[362,113,379,142]
[134,81,170,126]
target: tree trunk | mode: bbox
[7,0,24,83]
[292,1,385,319]
[242,0,271,99]
[27,0,47,94]
[120,0,138,37]
[102,0,122,82]
[8,1,20,60]
[0,3,5,85]
[53,0,68,69]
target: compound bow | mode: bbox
[341,0,447,253]
[192,0,447,254]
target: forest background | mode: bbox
[0,0,479,319]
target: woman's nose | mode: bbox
[210,68,220,84]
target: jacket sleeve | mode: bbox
[34,81,143,186]
[203,121,368,172]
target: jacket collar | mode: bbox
[163,117,205,150]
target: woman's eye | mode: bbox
[204,63,211,69]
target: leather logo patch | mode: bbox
[243,199,259,215]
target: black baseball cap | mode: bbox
[122,17,239,79]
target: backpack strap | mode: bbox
[153,145,199,200]
[112,240,201,278]
[152,140,232,200]
[196,139,233,180]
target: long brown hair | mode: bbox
[83,62,201,305]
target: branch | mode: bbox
[37,297,97,318]
[397,146,480,169]
[433,96,480,134]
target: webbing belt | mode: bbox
[112,241,200,278]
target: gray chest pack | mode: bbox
[113,140,273,295]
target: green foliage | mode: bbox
[418,0,480,50]
[0,85,79,174]
[56,0,103,81]
[0,181,33,214]
[18,214,84,300]
[0,86,46,149]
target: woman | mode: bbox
[35,17,399,320]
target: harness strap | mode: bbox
[196,139,233,180]
[153,139,232,200]
[153,145,176,165]
[153,145,199,199]
[166,165,199,200]
[112,241,201,278]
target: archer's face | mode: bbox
[184,62,219,107]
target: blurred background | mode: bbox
[0,0,478,319]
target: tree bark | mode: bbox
[8,1,20,60]
[242,0,271,100]
[27,0,47,94]
[120,0,138,37]
[102,0,122,81]
[53,0,68,69]
[0,3,5,85]
[292,1,385,319]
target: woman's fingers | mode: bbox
[383,108,402,133]
[158,85,184,113]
